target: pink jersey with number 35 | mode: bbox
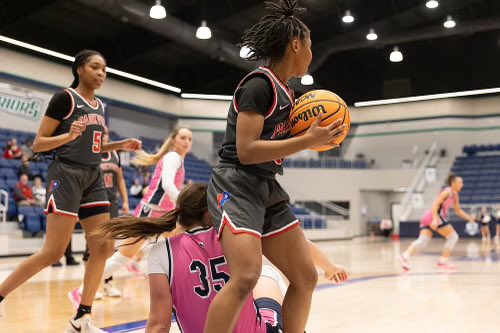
[148,227,268,333]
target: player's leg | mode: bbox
[262,226,317,333]
[400,228,433,270]
[495,223,500,246]
[204,167,267,333]
[435,224,459,268]
[79,212,114,306]
[102,202,151,279]
[253,265,286,332]
[204,230,263,333]
[0,214,76,298]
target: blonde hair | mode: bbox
[132,127,188,167]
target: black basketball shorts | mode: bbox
[44,159,110,219]
[207,166,300,239]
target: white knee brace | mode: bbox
[444,232,459,251]
[261,265,287,296]
[412,234,431,250]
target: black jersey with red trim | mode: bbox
[217,66,294,176]
[101,151,121,201]
[50,88,106,166]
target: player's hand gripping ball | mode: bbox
[289,90,350,152]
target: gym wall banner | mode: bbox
[0,82,52,131]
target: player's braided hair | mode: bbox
[98,183,209,245]
[240,0,309,63]
[70,50,105,88]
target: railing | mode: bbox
[399,142,439,222]
[295,201,349,220]
[0,189,8,224]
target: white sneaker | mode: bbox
[65,314,108,332]
[77,285,103,300]
[399,254,411,271]
[103,281,121,297]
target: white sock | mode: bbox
[438,256,447,264]
[402,252,410,260]
[103,252,131,279]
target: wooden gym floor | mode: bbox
[1,237,499,333]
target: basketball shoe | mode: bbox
[103,280,121,297]
[64,314,107,333]
[399,254,411,271]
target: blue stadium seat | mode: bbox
[5,179,18,190]
[23,213,42,233]
[0,168,17,180]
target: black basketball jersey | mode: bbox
[218,66,295,176]
[52,88,106,166]
[101,151,121,201]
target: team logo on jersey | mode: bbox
[48,180,60,192]
[217,191,231,208]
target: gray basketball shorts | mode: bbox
[207,166,300,239]
[44,159,110,218]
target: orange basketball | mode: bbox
[289,90,350,152]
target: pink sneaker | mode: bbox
[67,287,81,310]
[399,255,411,271]
[437,261,456,270]
[126,261,144,276]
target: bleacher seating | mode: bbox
[283,158,368,169]
[450,149,500,205]
[291,205,327,229]
[463,144,500,156]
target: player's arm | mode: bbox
[306,239,347,283]
[235,78,346,165]
[33,91,85,153]
[160,153,181,203]
[117,167,129,214]
[33,116,85,153]
[145,273,172,333]
[452,193,475,222]
[236,111,347,165]
[102,138,141,152]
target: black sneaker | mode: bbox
[66,257,80,266]
[51,261,63,267]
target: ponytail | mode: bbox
[98,183,209,243]
[99,208,179,245]
[132,127,189,167]
[240,0,308,62]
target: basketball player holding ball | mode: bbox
[204,1,348,332]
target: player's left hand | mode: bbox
[324,263,348,283]
[121,138,142,151]
[122,202,129,215]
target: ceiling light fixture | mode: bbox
[342,10,354,23]
[196,20,212,40]
[354,87,500,107]
[366,28,378,41]
[0,34,181,93]
[425,1,439,9]
[444,15,456,28]
[301,74,314,86]
[389,46,403,62]
[149,0,166,19]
